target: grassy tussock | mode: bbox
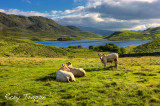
[0,56,160,105]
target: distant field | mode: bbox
[0,56,160,105]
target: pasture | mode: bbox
[0,56,160,105]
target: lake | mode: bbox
[38,40,151,48]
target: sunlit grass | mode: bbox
[0,56,160,105]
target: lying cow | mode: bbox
[56,64,76,82]
[66,62,86,77]
[98,53,119,69]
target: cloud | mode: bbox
[52,0,160,31]
[1,9,49,17]
[1,0,160,31]
[85,0,160,20]
[0,9,5,13]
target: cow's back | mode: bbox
[56,70,68,82]
[69,67,85,77]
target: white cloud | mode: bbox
[0,9,5,13]
[1,9,49,17]
[1,0,160,31]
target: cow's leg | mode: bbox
[67,77,70,83]
[115,59,118,68]
[104,63,106,69]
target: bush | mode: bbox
[57,37,80,41]
[68,45,83,49]
[89,45,95,49]
[93,43,120,52]
[68,45,78,49]
[119,47,127,54]
[30,37,42,41]
[78,44,83,48]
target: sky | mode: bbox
[0,0,160,31]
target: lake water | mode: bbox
[38,40,151,48]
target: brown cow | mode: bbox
[66,62,86,77]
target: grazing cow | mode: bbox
[98,53,119,69]
[56,64,76,82]
[66,62,86,77]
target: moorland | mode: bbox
[0,12,160,105]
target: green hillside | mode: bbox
[0,36,73,57]
[133,38,160,53]
[0,12,102,40]
[143,27,160,34]
[104,30,160,41]
[0,36,106,58]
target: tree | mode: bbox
[89,45,95,49]
[78,45,83,48]
[119,47,126,54]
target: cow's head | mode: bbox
[98,53,104,59]
[61,64,70,72]
[66,62,72,67]
[98,53,105,63]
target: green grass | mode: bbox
[0,56,160,105]
[133,38,160,53]
[104,30,160,41]
[0,36,160,105]
[0,36,73,57]
[0,36,111,58]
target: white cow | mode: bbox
[56,64,76,82]
[98,53,119,69]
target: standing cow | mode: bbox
[98,53,119,69]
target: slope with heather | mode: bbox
[0,12,102,40]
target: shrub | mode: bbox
[89,45,95,49]
[68,45,83,49]
[78,44,83,48]
[93,43,120,52]
[119,47,127,54]
[57,37,80,41]
[30,37,42,41]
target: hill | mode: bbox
[0,36,105,58]
[77,26,114,36]
[143,27,160,34]
[133,38,160,53]
[104,30,160,41]
[0,36,73,57]
[1,56,160,105]
[0,12,102,40]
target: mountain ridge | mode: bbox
[104,29,160,41]
[0,12,102,40]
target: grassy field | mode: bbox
[0,56,160,105]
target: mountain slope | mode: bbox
[0,12,102,39]
[143,27,160,34]
[104,30,160,41]
[133,38,160,53]
[0,36,73,57]
[77,26,114,36]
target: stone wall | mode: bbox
[119,52,160,57]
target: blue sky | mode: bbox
[0,0,160,31]
[0,0,79,12]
